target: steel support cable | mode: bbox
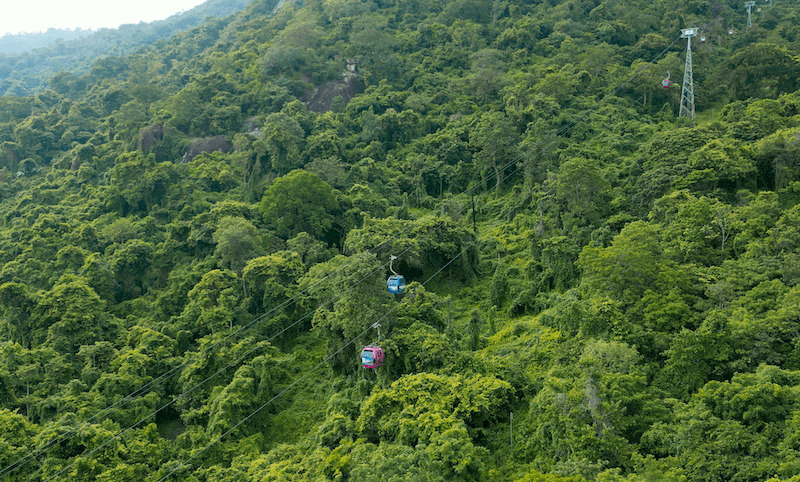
[42,40,670,466]
[1,236,402,477]
[5,33,680,478]
[40,160,522,481]
[43,250,396,481]
[157,235,473,482]
[10,183,484,478]
[154,39,688,477]
[456,33,682,199]
[28,171,491,479]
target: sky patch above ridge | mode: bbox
[1,0,208,36]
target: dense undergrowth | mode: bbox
[1,0,800,479]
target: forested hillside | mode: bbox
[0,0,253,96]
[0,29,94,56]
[1,0,800,479]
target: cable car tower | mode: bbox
[745,1,756,28]
[679,27,698,121]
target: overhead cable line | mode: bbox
[41,155,515,481]
[157,234,475,482]
[7,31,681,480]
[13,163,483,479]
[1,235,399,478]
[463,33,682,196]
[43,251,400,480]
[56,156,526,480]
[39,153,526,480]
[155,34,687,478]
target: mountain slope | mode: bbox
[0,0,254,96]
[0,0,799,479]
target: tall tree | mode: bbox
[259,169,339,240]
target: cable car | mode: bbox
[700,36,707,42]
[386,255,406,294]
[387,275,406,294]
[728,28,734,35]
[661,71,671,88]
[361,345,384,368]
[360,322,384,368]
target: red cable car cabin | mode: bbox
[361,345,384,368]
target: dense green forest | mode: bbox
[1,0,800,479]
[0,0,253,96]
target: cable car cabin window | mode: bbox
[361,346,384,368]
[387,275,406,294]
[361,351,373,365]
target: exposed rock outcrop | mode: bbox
[302,61,364,113]
[183,136,232,163]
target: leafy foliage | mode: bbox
[1,0,800,478]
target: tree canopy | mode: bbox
[1,0,800,478]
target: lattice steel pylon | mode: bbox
[745,1,756,27]
[679,28,698,120]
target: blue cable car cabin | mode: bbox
[387,275,406,294]
[361,345,384,368]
